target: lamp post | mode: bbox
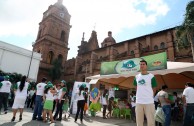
[27,42,35,78]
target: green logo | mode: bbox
[122,60,136,69]
[138,79,146,85]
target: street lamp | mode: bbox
[27,42,35,78]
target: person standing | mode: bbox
[182,82,194,126]
[172,92,179,121]
[0,75,12,114]
[53,80,67,121]
[74,85,85,123]
[32,77,47,120]
[157,85,172,126]
[27,87,35,108]
[42,83,56,123]
[101,89,108,119]
[84,87,89,116]
[133,60,157,126]
[11,76,30,121]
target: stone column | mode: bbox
[135,39,140,58]
[166,31,175,61]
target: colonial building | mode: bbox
[33,0,193,84]
[63,28,193,84]
[33,0,71,82]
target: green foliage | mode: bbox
[176,1,194,50]
[49,59,63,81]
[0,70,22,83]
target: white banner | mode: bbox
[70,81,90,114]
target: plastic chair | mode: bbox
[125,109,131,120]
[112,108,120,118]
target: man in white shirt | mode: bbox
[0,76,12,114]
[182,82,194,126]
[32,77,47,120]
[133,60,157,126]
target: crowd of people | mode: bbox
[0,59,194,126]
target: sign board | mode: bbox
[100,52,167,75]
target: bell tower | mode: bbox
[33,0,71,81]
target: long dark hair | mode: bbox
[79,86,84,96]
[44,87,50,94]
[103,89,108,97]
[19,76,26,92]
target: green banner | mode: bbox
[100,52,167,75]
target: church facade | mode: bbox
[33,0,193,83]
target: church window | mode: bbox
[47,51,54,64]
[37,29,42,39]
[154,45,158,51]
[58,54,63,63]
[60,30,65,42]
[160,42,165,49]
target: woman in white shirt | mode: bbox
[101,89,108,119]
[43,83,56,123]
[11,76,30,121]
[74,85,85,123]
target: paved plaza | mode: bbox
[0,108,183,126]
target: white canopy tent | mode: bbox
[87,61,194,83]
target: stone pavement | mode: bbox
[0,108,183,126]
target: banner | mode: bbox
[70,81,90,114]
[100,52,167,75]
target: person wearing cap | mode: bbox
[0,75,12,114]
[53,80,67,121]
[11,75,30,121]
[42,82,56,123]
[32,77,47,120]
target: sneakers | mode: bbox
[4,111,7,114]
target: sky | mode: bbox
[0,0,192,59]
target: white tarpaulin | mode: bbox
[86,61,194,80]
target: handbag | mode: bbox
[155,107,165,123]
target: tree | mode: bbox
[49,59,63,81]
[176,1,194,61]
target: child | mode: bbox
[63,95,69,120]
[84,87,89,116]
[106,97,113,118]
[43,82,56,123]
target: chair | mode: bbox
[125,109,131,120]
[112,108,120,118]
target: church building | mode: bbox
[33,0,193,84]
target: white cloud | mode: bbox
[0,0,169,59]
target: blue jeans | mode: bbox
[183,103,194,126]
[32,95,43,119]
[162,105,171,126]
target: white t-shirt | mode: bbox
[45,90,54,101]
[183,87,194,103]
[54,89,59,100]
[15,82,29,98]
[0,81,12,93]
[36,82,47,96]
[28,90,35,98]
[131,96,136,107]
[133,73,157,104]
[58,87,67,99]
[101,95,108,105]
[76,90,85,101]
